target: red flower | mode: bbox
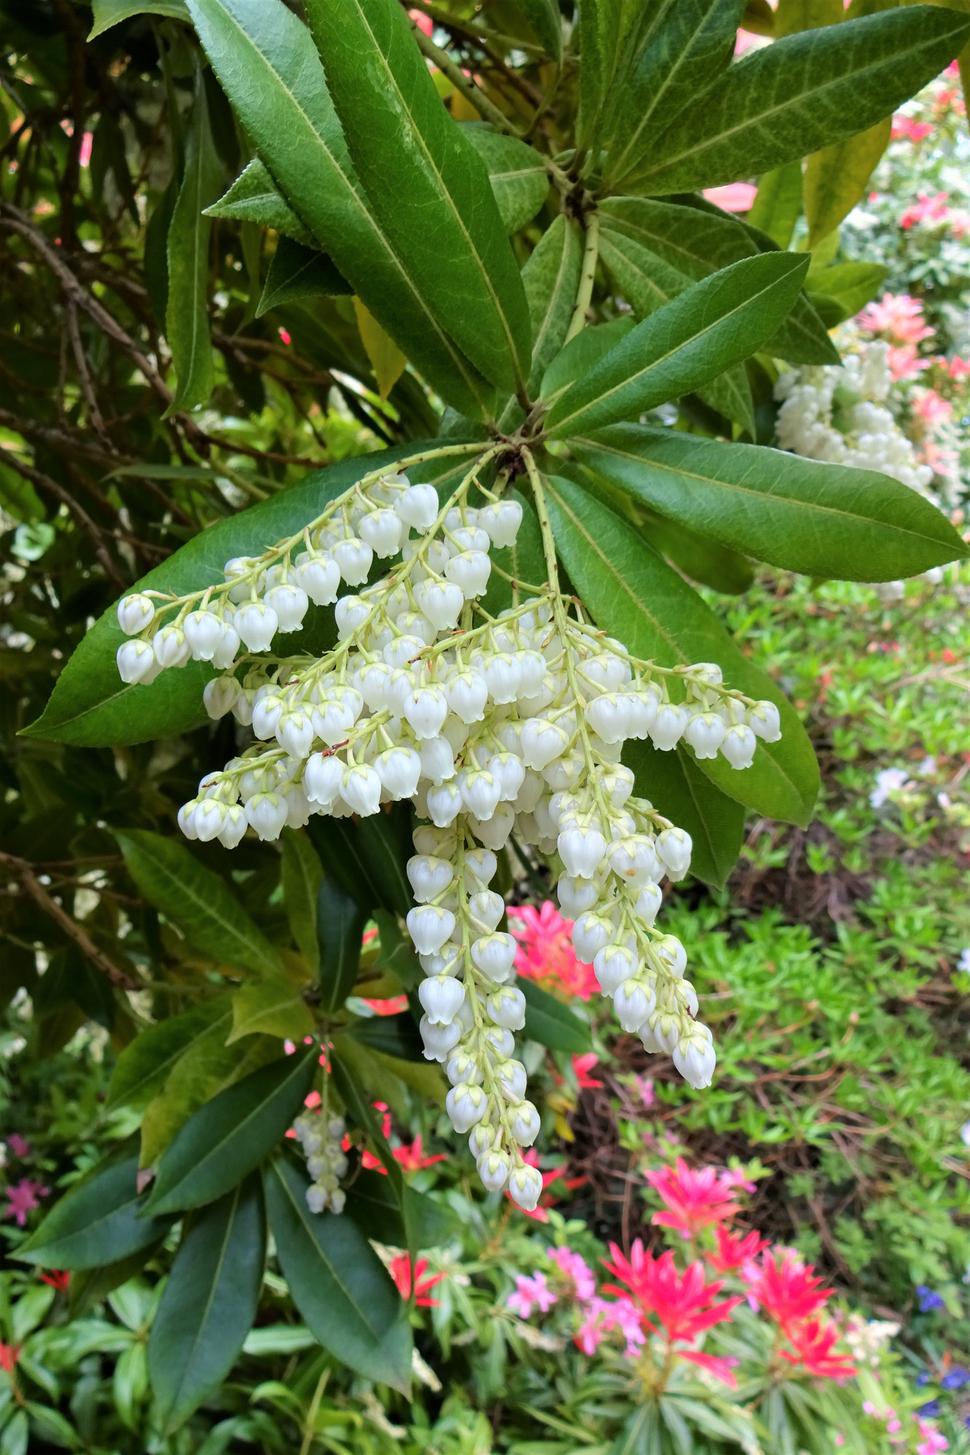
[508,901,598,1001]
[392,1135,446,1173]
[39,1269,71,1292]
[0,1343,20,1376]
[570,1053,603,1089]
[746,1251,832,1329]
[389,1254,444,1307]
[362,995,409,1016]
[645,1159,745,1239]
[708,1226,768,1274]
[779,1317,855,1381]
[603,1243,742,1346]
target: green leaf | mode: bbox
[804,117,891,245]
[148,1177,265,1433]
[510,0,562,60]
[88,0,188,37]
[107,998,232,1112]
[166,75,222,414]
[599,225,754,435]
[262,1155,412,1389]
[305,0,530,393]
[570,423,969,580]
[602,0,745,186]
[205,158,313,244]
[635,6,970,193]
[545,252,809,439]
[317,877,367,1014]
[623,741,745,888]
[542,473,819,824]
[370,908,422,991]
[228,976,314,1044]
[146,1048,317,1214]
[186,0,494,416]
[353,298,408,401]
[25,443,476,747]
[541,318,636,406]
[256,238,350,317]
[280,828,322,970]
[599,195,837,366]
[15,1150,173,1271]
[519,979,591,1053]
[746,161,804,248]
[116,829,281,976]
[576,0,640,148]
[462,126,549,234]
[308,804,413,919]
[520,215,584,395]
[807,260,888,320]
[346,1170,457,1250]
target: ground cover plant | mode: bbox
[1,0,969,1450]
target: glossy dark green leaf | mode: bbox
[186,0,495,415]
[602,0,745,186]
[543,473,819,824]
[88,0,188,36]
[316,877,367,1013]
[26,443,478,747]
[15,1151,173,1271]
[807,260,888,320]
[107,997,232,1112]
[228,976,314,1044]
[600,195,837,366]
[308,803,413,919]
[636,7,970,193]
[148,1177,265,1433]
[256,238,350,317]
[746,161,803,247]
[576,0,638,148]
[520,215,584,394]
[280,828,322,970]
[545,253,809,439]
[345,1013,424,1062]
[623,741,745,888]
[370,908,422,991]
[599,225,754,435]
[571,423,969,580]
[166,75,222,413]
[116,830,281,976]
[305,0,530,392]
[540,318,636,407]
[520,978,591,1054]
[462,126,549,234]
[262,1155,412,1389]
[205,158,313,244]
[511,0,562,60]
[346,1170,456,1250]
[145,1048,317,1215]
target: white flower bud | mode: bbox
[117,639,159,684]
[295,553,340,605]
[593,943,638,995]
[519,719,569,771]
[464,848,497,886]
[487,985,526,1031]
[426,781,462,827]
[211,621,241,670]
[509,1100,541,1146]
[333,537,373,585]
[446,1082,487,1133]
[264,583,309,633]
[557,875,599,917]
[277,710,315,762]
[359,508,404,558]
[613,980,654,1033]
[468,1122,498,1158]
[654,934,687,977]
[224,556,259,602]
[585,693,632,745]
[117,593,155,636]
[203,676,240,720]
[418,974,466,1025]
[375,745,421,800]
[572,911,614,963]
[468,890,504,932]
[418,736,455,785]
[407,904,456,955]
[673,1026,716,1089]
[461,769,502,821]
[470,932,517,981]
[469,802,514,850]
[445,1049,483,1086]
[334,595,371,639]
[235,602,278,652]
[721,723,757,770]
[403,686,448,740]
[609,836,662,888]
[747,700,782,743]
[444,549,491,599]
[420,1016,463,1060]
[445,669,489,724]
[341,763,382,816]
[304,753,344,807]
[684,711,727,760]
[650,703,689,751]
[414,578,464,631]
[557,825,607,879]
[495,1059,528,1101]
[477,1149,511,1192]
[507,1162,543,1211]
[192,798,226,844]
[177,799,200,839]
[180,610,222,663]
[395,483,438,529]
[217,802,248,849]
[478,498,522,548]
[634,882,663,925]
[407,854,454,903]
[656,827,692,879]
[246,790,287,841]
[152,624,191,669]
[252,693,284,741]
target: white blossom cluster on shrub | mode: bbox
[113,451,781,1208]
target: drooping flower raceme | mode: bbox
[112,446,781,1208]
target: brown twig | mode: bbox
[0,851,139,991]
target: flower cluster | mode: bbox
[112,449,779,1199]
[293,1108,348,1214]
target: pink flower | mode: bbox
[912,388,953,428]
[703,182,757,213]
[778,1317,855,1381]
[899,191,950,230]
[857,293,934,346]
[408,7,433,35]
[947,356,970,380]
[891,115,933,142]
[645,1158,745,1238]
[3,1178,48,1226]
[745,1250,833,1329]
[603,1242,742,1346]
[277,326,292,346]
[5,1135,30,1159]
[508,901,598,1000]
[548,1246,597,1302]
[507,1271,558,1318]
[916,1418,949,1455]
[886,344,931,381]
[575,1295,646,1357]
[570,1053,603,1089]
[708,1225,769,1274]
[362,995,409,1016]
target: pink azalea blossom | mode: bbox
[4,1178,49,1227]
[886,344,931,382]
[916,1418,949,1455]
[703,182,757,213]
[899,191,950,230]
[5,1135,30,1159]
[575,1295,646,1357]
[891,115,933,142]
[947,355,970,380]
[912,388,953,428]
[548,1246,597,1302]
[857,293,934,346]
[508,1271,558,1318]
[508,901,598,1000]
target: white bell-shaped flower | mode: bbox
[264,584,309,633]
[721,723,757,769]
[341,763,382,816]
[117,639,159,684]
[507,1162,543,1211]
[235,602,279,652]
[152,624,191,669]
[418,974,466,1025]
[304,753,344,807]
[117,593,155,635]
